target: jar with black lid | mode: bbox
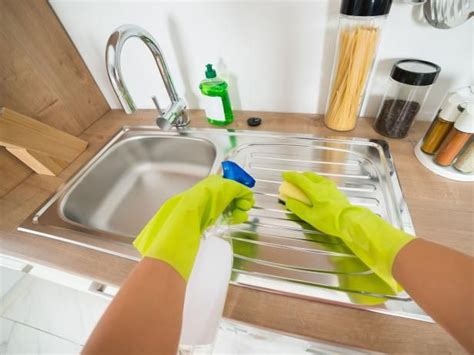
[373,59,441,138]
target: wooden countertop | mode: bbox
[0,110,471,353]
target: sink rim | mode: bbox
[21,124,405,258]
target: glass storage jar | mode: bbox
[373,59,441,138]
[325,0,392,132]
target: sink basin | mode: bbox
[61,136,215,237]
[20,126,429,322]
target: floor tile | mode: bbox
[1,277,109,345]
[0,317,82,354]
[0,269,24,300]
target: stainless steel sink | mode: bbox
[61,136,215,237]
[20,126,430,322]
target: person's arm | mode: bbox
[83,258,185,354]
[393,238,474,352]
[83,175,254,354]
[280,171,474,353]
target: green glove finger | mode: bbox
[194,176,253,231]
[282,171,318,203]
[230,209,249,225]
[292,171,349,204]
[302,171,328,184]
[235,197,254,211]
[286,197,313,222]
[232,185,254,202]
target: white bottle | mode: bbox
[179,226,233,354]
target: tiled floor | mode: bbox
[0,265,110,354]
[0,318,82,354]
[0,269,24,300]
[0,264,371,354]
[213,321,370,354]
[2,276,109,346]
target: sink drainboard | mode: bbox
[221,141,427,321]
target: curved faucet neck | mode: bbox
[106,24,188,129]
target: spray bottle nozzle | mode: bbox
[221,161,255,188]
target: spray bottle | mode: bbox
[179,161,255,354]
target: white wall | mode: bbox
[50,0,473,120]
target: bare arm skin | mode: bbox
[82,258,185,355]
[393,238,474,353]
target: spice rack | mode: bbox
[414,141,474,182]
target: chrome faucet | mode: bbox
[106,24,189,129]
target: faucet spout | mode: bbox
[106,24,189,128]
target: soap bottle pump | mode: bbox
[199,64,234,126]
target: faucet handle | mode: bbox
[151,95,164,115]
[151,96,173,130]
[156,116,173,130]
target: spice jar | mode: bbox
[325,0,392,132]
[453,140,474,174]
[373,59,441,138]
[435,104,474,167]
[421,93,463,154]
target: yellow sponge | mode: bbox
[278,181,311,206]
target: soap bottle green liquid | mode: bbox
[199,64,234,126]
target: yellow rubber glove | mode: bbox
[133,175,254,281]
[281,171,415,292]
[284,215,397,305]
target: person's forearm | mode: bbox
[83,258,186,355]
[393,238,474,353]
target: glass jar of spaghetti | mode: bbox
[325,0,392,132]
[373,59,441,138]
[435,104,474,167]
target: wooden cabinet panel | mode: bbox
[0,0,110,197]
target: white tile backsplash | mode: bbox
[50,0,473,120]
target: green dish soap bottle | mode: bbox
[199,64,234,126]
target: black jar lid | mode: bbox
[340,0,392,16]
[390,59,441,86]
